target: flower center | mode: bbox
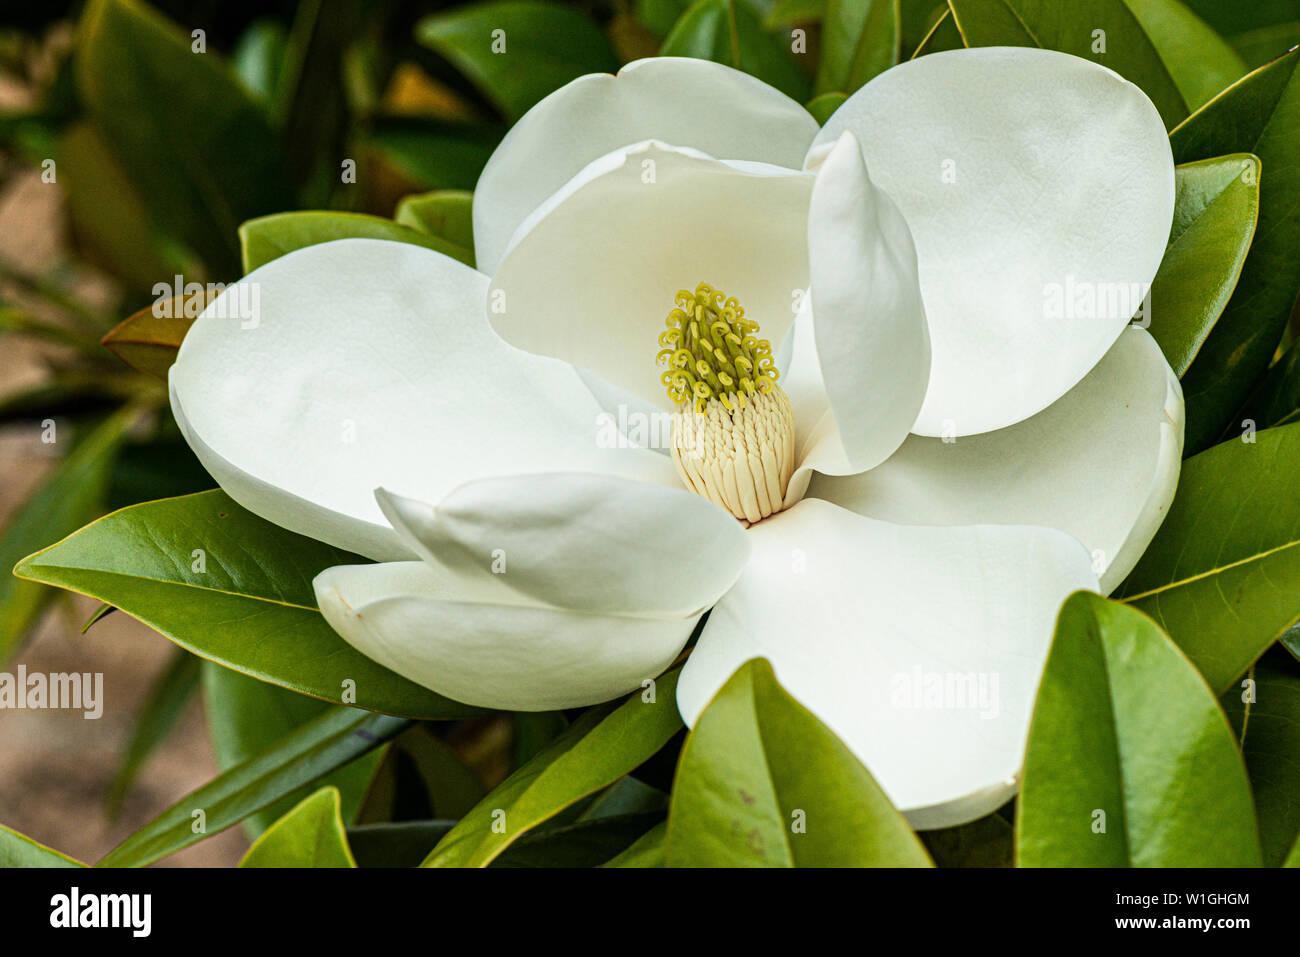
[657,282,796,524]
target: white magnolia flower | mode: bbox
[170,49,1182,828]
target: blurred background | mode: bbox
[0,0,1294,865]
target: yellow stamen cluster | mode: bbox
[657,283,779,415]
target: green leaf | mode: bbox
[666,658,932,867]
[1238,336,1300,431]
[899,0,950,56]
[106,649,201,817]
[816,0,899,95]
[1170,48,1300,453]
[76,0,292,276]
[1115,422,1300,693]
[910,4,962,56]
[100,291,209,380]
[347,821,457,867]
[0,824,85,868]
[394,190,475,267]
[661,0,812,101]
[231,20,288,104]
[238,786,356,868]
[602,820,666,867]
[1222,654,1300,866]
[2,407,138,663]
[490,813,664,867]
[1146,154,1260,376]
[1286,832,1300,867]
[203,663,384,836]
[14,490,481,720]
[98,706,405,867]
[765,0,827,25]
[948,0,1242,129]
[354,724,484,824]
[1017,593,1261,867]
[805,91,847,124]
[365,116,501,194]
[240,210,472,274]
[422,673,684,867]
[1180,0,1300,68]
[417,2,620,121]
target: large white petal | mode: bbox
[810,47,1175,436]
[677,498,1098,829]
[488,141,813,412]
[784,131,929,502]
[473,57,818,274]
[170,238,676,560]
[810,327,1183,593]
[314,560,702,711]
[375,472,749,618]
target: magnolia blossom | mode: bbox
[170,48,1182,828]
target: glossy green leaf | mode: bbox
[98,706,405,867]
[1181,0,1300,68]
[416,2,620,121]
[491,813,664,868]
[76,0,292,275]
[14,490,481,720]
[602,820,666,867]
[1222,654,1300,866]
[899,0,950,55]
[1237,327,1300,432]
[765,0,827,25]
[1017,593,1260,867]
[1115,422,1300,693]
[365,116,500,193]
[816,0,899,95]
[422,672,684,867]
[948,0,1242,128]
[347,821,456,867]
[106,649,201,817]
[1146,154,1260,376]
[393,190,475,267]
[100,292,208,380]
[238,787,356,868]
[1170,48,1300,453]
[661,0,812,101]
[240,210,472,273]
[0,824,85,868]
[1,408,138,663]
[910,4,962,56]
[805,91,847,124]
[666,658,932,867]
[203,663,384,836]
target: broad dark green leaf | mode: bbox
[1017,593,1260,867]
[910,5,962,56]
[393,190,475,267]
[240,211,472,273]
[1181,0,1300,68]
[1170,48,1300,453]
[203,663,384,836]
[1147,154,1259,376]
[423,672,684,867]
[899,0,949,56]
[15,490,481,720]
[76,0,292,276]
[948,0,1242,128]
[1,407,138,663]
[1237,325,1300,432]
[347,821,456,867]
[238,786,356,868]
[1222,654,1300,866]
[816,0,898,95]
[106,649,201,816]
[490,813,664,867]
[98,706,405,867]
[1115,422,1300,693]
[661,0,812,101]
[365,116,501,193]
[805,91,847,124]
[417,2,620,121]
[765,0,827,25]
[0,824,85,868]
[666,658,932,867]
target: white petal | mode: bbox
[789,131,929,493]
[488,141,813,411]
[315,560,700,711]
[375,472,749,617]
[677,498,1098,828]
[810,327,1183,593]
[810,48,1175,436]
[170,238,676,560]
[473,57,819,274]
